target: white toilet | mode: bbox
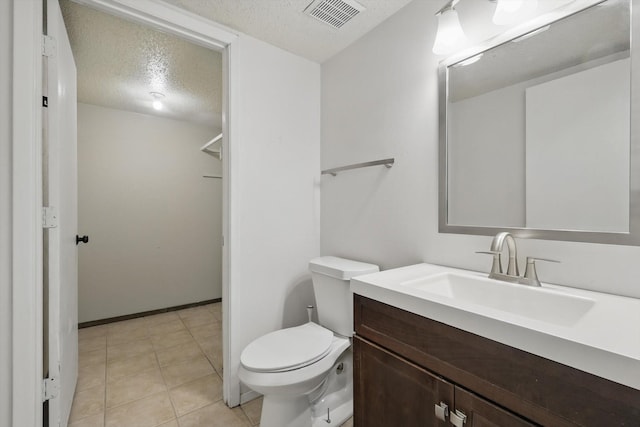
[238,256,379,427]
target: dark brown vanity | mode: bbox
[353,294,640,427]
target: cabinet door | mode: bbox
[354,336,454,427]
[453,387,538,427]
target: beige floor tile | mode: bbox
[79,348,107,370]
[176,306,207,317]
[77,362,106,392]
[160,355,214,388]
[187,322,219,340]
[79,336,107,354]
[69,384,105,423]
[105,391,175,427]
[78,325,108,341]
[169,374,222,416]
[151,329,195,351]
[107,338,154,362]
[106,368,167,408]
[69,413,104,427]
[156,420,179,427]
[178,307,216,329]
[197,337,222,375]
[208,303,222,321]
[107,324,149,347]
[196,335,221,360]
[156,341,203,367]
[108,317,147,332]
[143,311,180,326]
[179,401,248,427]
[231,406,253,426]
[241,396,262,426]
[107,351,158,383]
[148,318,187,337]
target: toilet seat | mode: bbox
[241,322,334,373]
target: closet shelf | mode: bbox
[321,158,394,176]
[201,133,222,160]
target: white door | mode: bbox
[46,0,78,425]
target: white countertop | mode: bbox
[351,263,640,390]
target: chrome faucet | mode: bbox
[490,232,519,277]
[477,232,559,287]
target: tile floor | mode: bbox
[71,302,353,427]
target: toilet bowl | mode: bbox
[238,256,379,427]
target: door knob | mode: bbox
[76,235,89,245]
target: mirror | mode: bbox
[439,0,640,245]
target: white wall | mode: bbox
[77,103,223,322]
[321,0,640,300]
[1,1,13,424]
[448,84,525,227]
[229,34,321,398]
[526,58,630,231]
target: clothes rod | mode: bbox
[321,158,395,176]
[203,175,222,179]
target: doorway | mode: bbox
[43,0,238,424]
[59,0,224,325]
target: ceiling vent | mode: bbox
[304,0,366,29]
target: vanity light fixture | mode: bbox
[493,0,538,25]
[432,0,467,55]
[433,0,540,55]
[150,91,165,111]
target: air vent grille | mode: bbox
[304,0,365,29]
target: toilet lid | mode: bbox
[241,322,334,372]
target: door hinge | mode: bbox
[42,377,59,402]
[42,96,48,108]
[42,35,56,58]
[42,206,58,228]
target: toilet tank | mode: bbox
[309,256,379,337]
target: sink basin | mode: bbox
[402,272,595,326]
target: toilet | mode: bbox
[238,256,379,427]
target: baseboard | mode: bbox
[78,298,222,329]
[240,390,262,405]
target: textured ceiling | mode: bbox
[60,0,414,128]
[161,0,415,63]
[60,0,223,130]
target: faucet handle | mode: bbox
[523,257,560,286]
[476,251,502,274]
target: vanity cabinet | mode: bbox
[353,295,640,427]
[355,337,535,427]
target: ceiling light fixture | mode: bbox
[432,0,467,56]
[150,91,165,111]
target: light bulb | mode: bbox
[432,7,467,56]
[493,0,538,26]
[150,91,165,111]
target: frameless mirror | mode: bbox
[439,0,640,245]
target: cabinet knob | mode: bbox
[450,409,467,427]
[434,401,449,421]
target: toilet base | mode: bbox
[260,394,312,427]
[259,392,353,427]
[311,397,353,427]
